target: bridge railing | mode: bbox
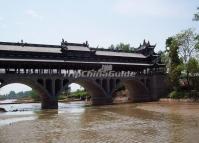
[0,67,166,78]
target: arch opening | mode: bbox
[58,83,89,104]
[112,79,150,104]
[0,83,33,102]
[0,78,54,109]
[59,79,111,105]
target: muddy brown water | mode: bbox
[0,101,199,143]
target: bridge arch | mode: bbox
[0,78,57,109]
[112,79,150,103]
[59,79,112,105]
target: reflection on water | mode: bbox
[0,102,199,143]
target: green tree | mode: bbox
[30,90,40,101]
[166,37,182,90]
[187,58,199,76]
[108,44,115,50]
[160,50,170,72]
[193,7,199,21]
[176,29,198,63]
[108,43,133,52]
[9,91,16,98]
[116,43,130,51]
[187,58,199,90]
[175,29,199,87]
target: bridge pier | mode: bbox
[150,74,168,100]
[41,97,58,109]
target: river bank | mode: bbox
[159,98,199,103]
[0,98,83,105]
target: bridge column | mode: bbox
[41,97,58,109]
[41,79,58,109]
[150,74,168,100]
[87,78,113,105]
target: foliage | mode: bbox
[30,90,40,101]
[175,29,199,87]
[169,91,185,99]
[166,37,182,90]
[193,7,199,21]
[187,58,199,76]
[166,29,199,91]
[0,90,40,101]
[191,77,199,91]
[160,51,169,70]
[69,89,88,100]
[189,90,199,100]
[169,90,199,100]
[0,90,33,100]
[108,43,134,52]
[175,29,199,64]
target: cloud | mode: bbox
[113,0,185,18]
[26,9,43,20]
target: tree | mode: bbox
[108,43,133,52]
[116,43,131,51]
[30,90,40,101]
[193,7,199,21]
[187,58,199,76]
[9,91,16,98]
[166,37,182,90]
[160,50,170,73]
[175,29,199,87]
[108,44,115,50]
[187,58,199,90]
[176,29,198,63]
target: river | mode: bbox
[0,101,199,143]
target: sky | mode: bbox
[0,0,198,94]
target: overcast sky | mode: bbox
[0,0,198,94]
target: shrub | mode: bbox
[189,90,199,100]
[169,91,185,99]
[30,90,40,101]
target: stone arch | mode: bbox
[60,79,112,105]
[112,79,150,103]
[0,77,55,109]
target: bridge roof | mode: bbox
[0,44,61,53]
[0,44,91,52]
[0,58,152,66]
[0,42,147,58]
[95,51,145,58]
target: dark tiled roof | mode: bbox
[0,41,147,58]
[95,51,146,58]
[0,58,152,66]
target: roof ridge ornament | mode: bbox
[147,41,150,46]
[20,39,25,47]
[61,38,68,51]
[83,41,89,47]
[143,39,146,45]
